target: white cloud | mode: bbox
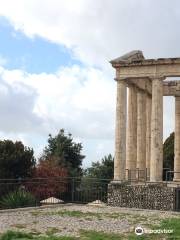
[0,64,116,162]
[0,65,115,135]
[0,0,178,165]
[1,0,180,68]
[0,74,42,134]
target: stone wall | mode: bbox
[108,182,176,211]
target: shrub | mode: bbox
[0,231,33,240]
[0,189,37,209]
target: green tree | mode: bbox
[163,132,174,180]
[84,154,114,180]
[81,154,114,197]
[0,140,35,179]
[42,129,85,176]
[163,132,174,170]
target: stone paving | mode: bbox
[0,204,179,237]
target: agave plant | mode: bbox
[0,189,37,209]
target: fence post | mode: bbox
[137,168,139,181]
[145,168,148,181]
[165,170,169,182]
[71,178,75,202]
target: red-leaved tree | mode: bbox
[26,156,69,200]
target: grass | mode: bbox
[126,217,180,240]
[30,211,43,217]
[45,209,129,220]
[1,223,180,240]
[154,218,180,239]
[40,209,153,225]
[46,209,154,227]
[45,210,102,218]
[46,227,60,236]
[2,208,180,240]
[0,230,125,240]
[80,230,124,239]
[0,230,76,240]
[10,224,27,229]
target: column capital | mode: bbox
[136,88,146,94]
[127,83,138,90]
[149,76,166,81]
[114,77,128,82]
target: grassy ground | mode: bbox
[1,206,180,239]
[30,208,169,230]
[37,209,132,220]
[1,218,180,240]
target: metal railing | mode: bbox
[165,170,180,182]
[125,168,150,182]
[1,174,180,211]
[125,168,180,183]
[0,177,111,210]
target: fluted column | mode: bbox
[114,80,127,181]
[126,86,137,180]
[146,95,152,179]
[150,78,163,182]
[137,90,146,177]
[174,96,180,181]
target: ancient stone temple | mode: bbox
[108,50,180,211]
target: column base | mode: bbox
[173,178,180,182]
[111,180,128,185]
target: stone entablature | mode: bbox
[114,79,180,96]
[111,51,180,79]
[163,81,180,96]
[111,50,180,183]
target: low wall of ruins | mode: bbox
[108,182,176,211]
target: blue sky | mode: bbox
[0,17,81,73]
[0,7,115,167]
[0,0,179,168]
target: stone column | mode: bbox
[174,96,180,181]
[114,80,127,181]
[137,90,146,179]
[126,86,137,180]
[146,95,152,179]
[150,78,163,182]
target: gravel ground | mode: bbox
[0,204,179,237]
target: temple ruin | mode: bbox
[108,51,180,211]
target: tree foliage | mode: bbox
[163,132,174,170]
[29,156,68,199]
[42,129,85,176]
[34,156,68,178]
[84,154,114,180]
[0,140,35,179]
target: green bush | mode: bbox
[0,230,76,240]
[0,231,34,240]
[0,189,37,209]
